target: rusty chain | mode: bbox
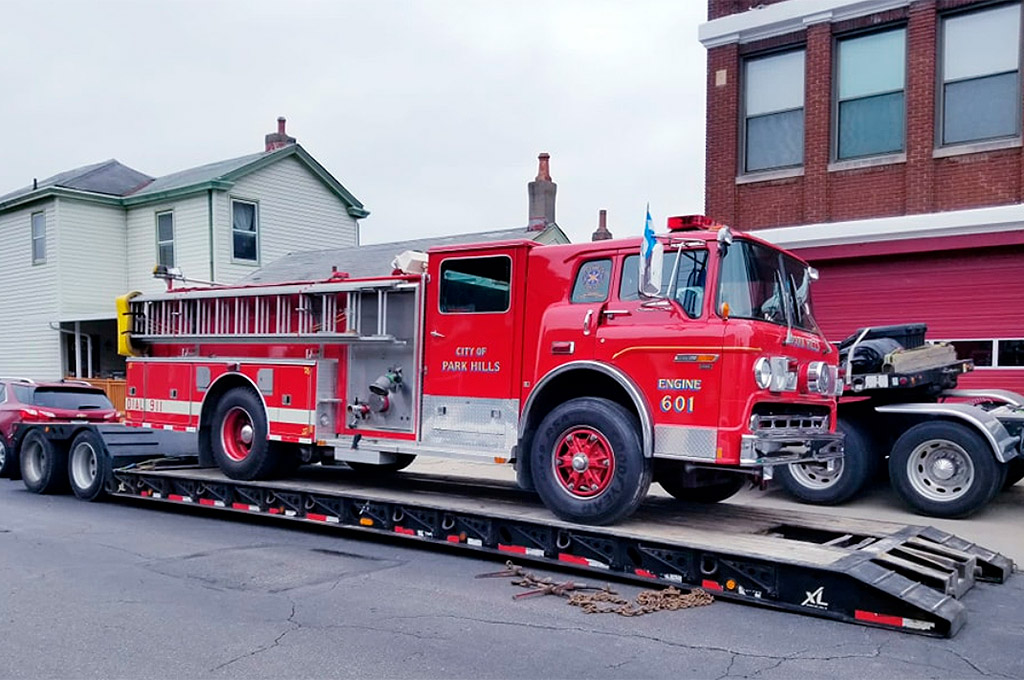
[476,560,714,617]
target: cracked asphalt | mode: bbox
[1,478,1022,679]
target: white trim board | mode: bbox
[699,0,911,47]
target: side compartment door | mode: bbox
[421,247,526,453]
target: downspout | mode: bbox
[207,189,216,282]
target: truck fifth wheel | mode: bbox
[117,215,843,525]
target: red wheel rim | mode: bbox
[221,406,255,462]
[552,426,616,499]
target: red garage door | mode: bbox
[810,245,1024,392]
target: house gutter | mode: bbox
[208,189,215,282]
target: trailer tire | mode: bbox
[20,429,69,495]
[210,387,279,481]
[530,397,651,525]
[0,435,18,479]
[889,421,1007,518]
[68,429,110,501]
[775,418,877,505]
[655,461,745,503]
[1003,458,1024,490]
[347,454,416,475]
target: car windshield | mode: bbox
[620,248,709,318]
[716,239,818,332]
[31,388,113,411]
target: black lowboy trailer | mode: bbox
[6,421,1013,638]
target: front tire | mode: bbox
[0,435,18,479]
[775,417,878,505]
[20,430,69,494]
[889,421,1006,518]
[68,429,109,501]
[530,397,651,525]
[210,387,279,480]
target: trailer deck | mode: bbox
[110,461,1013,637]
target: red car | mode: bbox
[0,378,118,478]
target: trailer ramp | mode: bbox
[109,463,1012,637]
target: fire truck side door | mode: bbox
[596,249,724,446]
[420,247,526,454]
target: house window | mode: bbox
[156,211,175,267]
[231,199,259,262]
[742,49,805,173]
[835,27,906,160]
[31,211,46,264]
[439,256,511,313]
[941,3,1021,146]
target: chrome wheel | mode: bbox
[787,458,845,490]
[21,438,45,486]
[0,439,6,469]
[70,440,99,491]
[905,439,974,503]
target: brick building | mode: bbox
[700,0,1024,389]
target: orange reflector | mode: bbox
[359,517,374,526]
[726,579,737,591]
[494,457,507,464]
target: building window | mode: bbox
[31,211,46,264]
[439,256,511,313]
[231,199,259,262]
[835,27,906,160]
[938,338,1024,368]
[941,3,1021,146]
[156,211,175,267]
[743,49,805,173]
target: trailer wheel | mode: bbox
[655,461,745,503]
[775,418,878,505]
[210,387,279,480]
[1003,458,1024,490]
[68,429,109,502]
[889,421,1007,518]
[347,454,416,475]
[20,430,69,494]
[530,397,651,525]
[0,436,17,479]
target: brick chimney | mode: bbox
[527,153,557,231]
[265,116,296,152]
[592,209,613,241]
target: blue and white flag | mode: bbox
[638,205,663,297]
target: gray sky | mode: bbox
[0,0,708,245]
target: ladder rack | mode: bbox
[129,279,418,344]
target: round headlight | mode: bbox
[807,361,834,395]
[753,357,772,389]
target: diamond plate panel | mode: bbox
[653,425,718,460]
[422,396,519,453]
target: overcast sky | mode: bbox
[0,0,708,245]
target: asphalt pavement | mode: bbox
[1,471,1022,679]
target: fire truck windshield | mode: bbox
[620,248,709,318]
[717,239,820,333]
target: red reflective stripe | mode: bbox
[855,610,904,627]
[634,569,656,579]
[307,513,327,522]
[268,508,281,515]
[701,580,723,591]
[558,553,590,566]
[394,526,415,536]
[168,494,185,502]
[231,502,251,511]
[446,535,461,543]
[198,498,216,507]
[498,544,527,554]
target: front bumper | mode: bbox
[738,430,844,467]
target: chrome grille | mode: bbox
[750,414,830,433]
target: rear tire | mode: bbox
[347,454,416,474]
[210,387,278,480]
[530,397,651,525]
[68,429,109,501]
[1003,458,1024,490]
[0,436,18,479]
[889,421,1006,518]
[20,430,69,494]
[655,461,746,503]
[775,417,878,505]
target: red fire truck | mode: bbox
[116,216,843,525]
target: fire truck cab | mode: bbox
[119,216,843,525]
